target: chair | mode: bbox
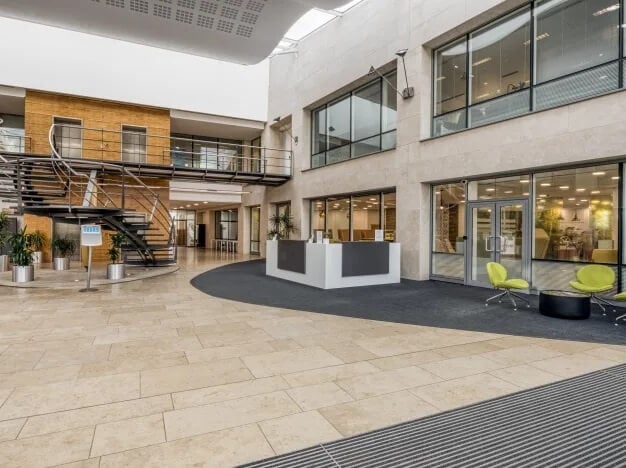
[569,265,616,315]
[610,292,626,325]
[485,262,530,310]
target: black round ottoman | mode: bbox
[539,290,591,320]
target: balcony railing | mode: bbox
[48,125,292,177]
[0,134,32,154]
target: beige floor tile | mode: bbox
[489,365,563,389]
[319,391,438,437]
[52,458,100,468]
[0,418,25,442]
[0,350,44,373]
[0,427,94,468]
[260,410,341,454]
[0,365,81,389]
[164,390,300,440]
[437,341,511,358]
[242,347,344,378]
[336,366,442,400]
[140,358,252,397]
[355,333,489,358]
[0,373,140,420]
[91,413,165,457]
[109,336,202,360]
[99,424,274,468]
[533,339,600,355]
[0,388,12,407]
[420,355,504,380]
[35,346,111,369]
[478,345,563,367]
[20,395,172,438]
[411,373,520,411]
[287,382,353,411]
[177,321,254,337]
[185,342,275,363]
[584,346,626,363]
[531,353,618,378]
[322,342,378,363]
[284,362,379,387]
[370,350,445,370]
[172,376,289,409]
[79,352,188,378]
[196,328,274,348]
[268,339,303,351]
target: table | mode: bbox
[539,290,590,320]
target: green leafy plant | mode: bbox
[108,233,126,264]
[51,237,76,258]
[268,212,297,240]
[26,230,48,252]
[0,212,9,253]
[8,227,34,267]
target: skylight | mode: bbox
[272,0,366,55]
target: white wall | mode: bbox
[0,17,269,121]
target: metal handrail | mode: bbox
[47,125,176,245]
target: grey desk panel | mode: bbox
[277,240,307,274]
[342,242,389,277]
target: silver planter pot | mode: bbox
[0,255,9,272]
[33,251,43,264]
[53,257,71,271]
[107,263,126,280]
[12,265,34,283]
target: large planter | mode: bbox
[12,265,34,283]
[0,255,9,272]
[33,251,43,264]
[53,257,71,271]
[107,263,126,280]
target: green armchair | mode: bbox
[485,262,530,311]
[569,265,616,315]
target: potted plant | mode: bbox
[51,237,76,271]
[0,212,9,272]
[268,212,297,240]
[107,232,126,280]
[8,227,34,283]
[27,229,48,265]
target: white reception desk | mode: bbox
[266,240,401,289]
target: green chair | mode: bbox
[611,292,626,324]
[569,265,616,315]
[485,262,530,310]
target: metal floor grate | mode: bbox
[241,364,626,468]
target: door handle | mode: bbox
[495,236,504,253]
[485,236,493,252]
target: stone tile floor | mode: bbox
[0,248,624,467]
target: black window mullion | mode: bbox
[530,1,536,111]
[619,162,624,291]
[465,33,470,129]
[620,0,624,89]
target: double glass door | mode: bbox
[467,200,529,287]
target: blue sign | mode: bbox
[81,225,101,234]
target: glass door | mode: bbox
[466,200,529,287]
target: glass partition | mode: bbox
[383,192,397,241]
[434,38,468,116]
[326,197,351,242]
[533,164,619,264]
[432,183,466,279]
[311,199,326,239]
[250,206,260,254]
[352,194,381,241]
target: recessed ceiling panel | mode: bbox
[0,0,347,64]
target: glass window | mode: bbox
[327,97,351,150]
[470,8,531,105]
[326,197,351,242]
[250,206,261,254]
[171,134,194,168]
[535,0,620,84]
[195,140,218,170]
[382,192,397,241]
[432,183,466,279]
[0,114,26,153]
[53,117,82,159]
[434,38,468,115]
[219,139,243,171]
[382,72,398,133]
[468,175,531,200]
[311,199,326,238]
[250,137,261,173]
[215,210,238,241]
[121,125,147,164]
[352,80,382,141]
[533,164,619,263]
[352,194,381,241]
[312,108,327,157]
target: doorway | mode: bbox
[466,200,530,288]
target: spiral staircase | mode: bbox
[0,127,176,266]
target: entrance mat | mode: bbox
[241,363,626,468]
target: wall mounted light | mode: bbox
[369,49,415,99]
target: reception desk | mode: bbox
[266,240,401,289]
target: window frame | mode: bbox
[311,70,397,168]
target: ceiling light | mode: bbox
[524,32,550,45]
[593,4,619,16]
[576,188,586,192]
[520,180,530,184]
[592,171,606,176]
[581,199,588,202]
[568,198,576,201]
[559,186,569,189]
[194,203,199,206]
[523,192,529,196]
[504,190,513,194]
[591,190,601,194]
[472,57,492,67]
[486,188,496,192]
[203,201,209,204]
[591,200,600,204]
[539,194,547,198]
[612,176,620,180]
[540,183,551,187]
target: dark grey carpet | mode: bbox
[240,364,626,468]
[190,260,626,345]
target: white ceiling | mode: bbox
[0,0,349,64]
